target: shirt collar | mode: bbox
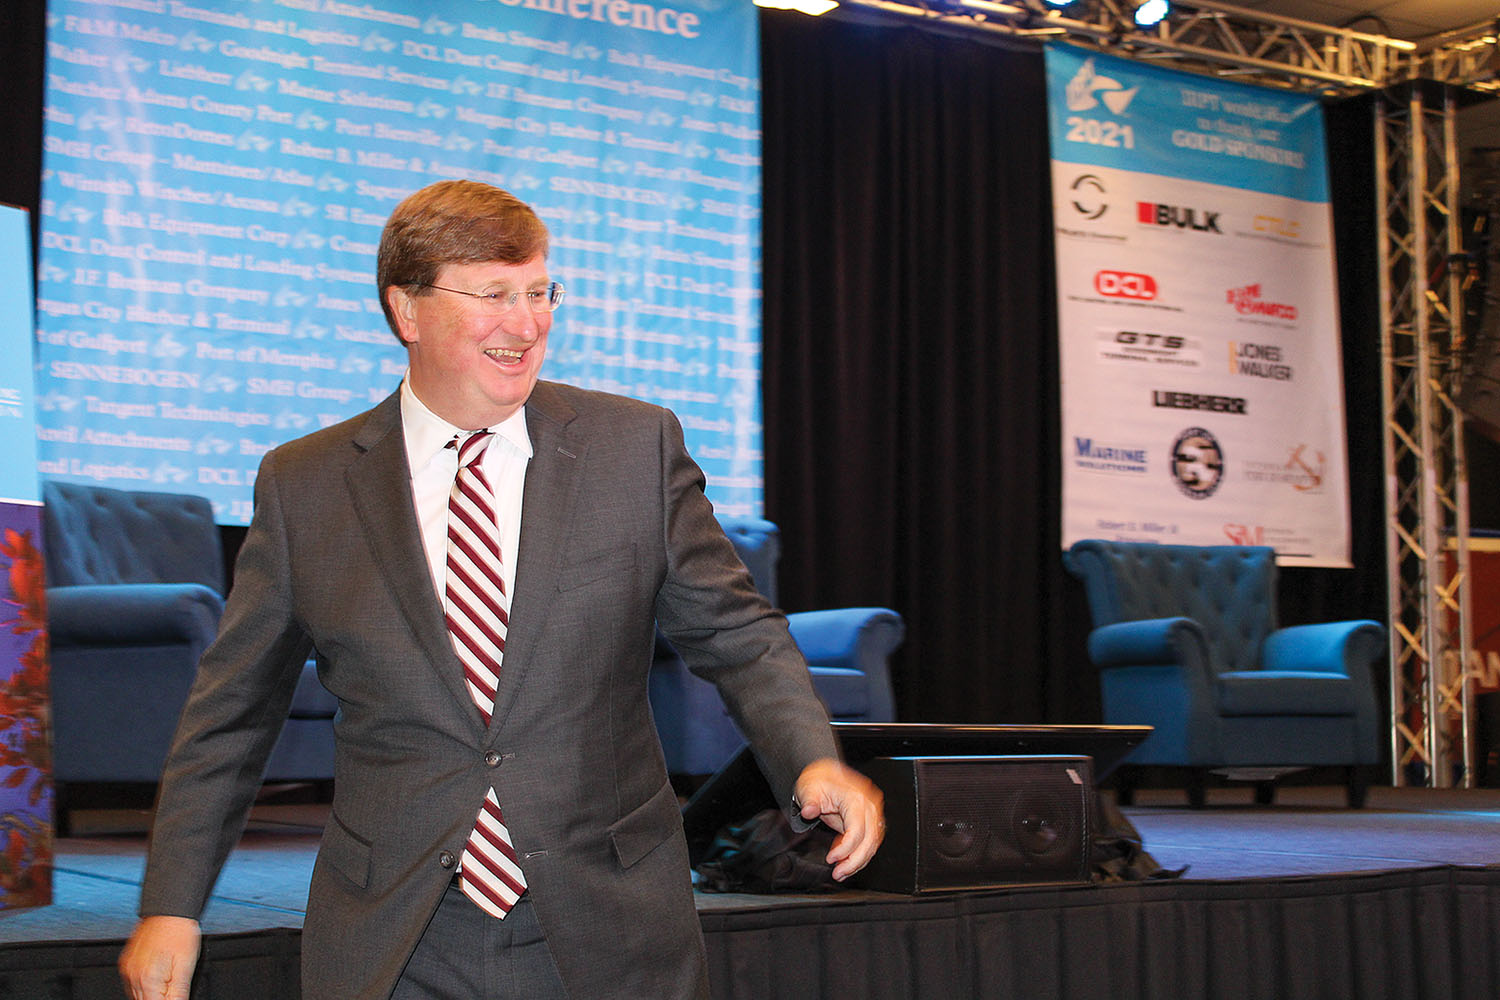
[400,379,533,472]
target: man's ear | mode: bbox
[386,285,418,345]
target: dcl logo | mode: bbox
[1095,271,1157,300]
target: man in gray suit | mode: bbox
[120,180,883,999]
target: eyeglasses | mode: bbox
[423,281,566,315]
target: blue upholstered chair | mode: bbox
[42,481,335,825]
[649,516,904,778]
[1063,539,1385,807]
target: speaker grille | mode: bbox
[855,756,1093,893]
[919,759,1088,886]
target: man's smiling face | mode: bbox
[390,256,554,429]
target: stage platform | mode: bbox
[2,785,1498,998]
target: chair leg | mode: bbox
[1253,781,1276,806]
[1185,769,1207,809]
[1345,766,1368,809]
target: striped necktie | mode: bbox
[445,430,527,918]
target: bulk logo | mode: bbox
[1170,427,1224,500]
[1095,270,1157,300]
[1137,203,1221,233]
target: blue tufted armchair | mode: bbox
[1063,539,1385,807]
[42,481,335,828]
[649,516,905,779]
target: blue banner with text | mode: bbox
[38,0,763,522]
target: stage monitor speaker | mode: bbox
[852,755,1093,894]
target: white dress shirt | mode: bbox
[400,378,532,615]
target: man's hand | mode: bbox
[794,757,885,881]
[120,915,201,1000]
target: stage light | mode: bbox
[753,0,840,14]
[1027,0,1086,18]
[1133,0,1170,27]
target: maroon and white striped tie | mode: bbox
[445,430,527,918]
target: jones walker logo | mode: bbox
[1246,443,1325,493]
[1228,341,1293,381]
[1097,329,1200,367]
[1095,270,1157,300]
[1073,436,1149,474]
[1170,427,1224,499]
[1226,283,1297,320]
[1137,202,1221,234]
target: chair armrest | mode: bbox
[1262,621,1385,677]
[786,608,904,666]
[1263,620,1385,764]
[1086,616,1211,672]
[47,583,224,645]
[787,608,904,722]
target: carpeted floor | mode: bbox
[1122,784,1500,879]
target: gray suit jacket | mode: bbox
[140,382,837,999]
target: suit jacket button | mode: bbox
[439,850,457,870]
[484,751,502,767]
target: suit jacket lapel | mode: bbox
[489,382,582,732]
[345,392,486,739]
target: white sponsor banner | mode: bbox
[1047,45,1350,566]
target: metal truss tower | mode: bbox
[1375,83,1475,788]
[825,0,1497,787]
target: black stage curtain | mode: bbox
[5,868,1497,998]
[761,12,1075,725]
[700,867,1500,1000]
[760,11,1391,728]
[0,0,44,240]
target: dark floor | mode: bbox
[3,783,1498,945]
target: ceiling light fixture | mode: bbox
[1133,0,1170,29]
[753,0,840,15]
